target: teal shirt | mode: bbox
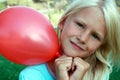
[19,63,109,80]
[19,64,55,80]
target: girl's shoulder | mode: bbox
[19,64,54,80]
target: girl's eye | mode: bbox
[76,22,84,29]
[92,34,100,40]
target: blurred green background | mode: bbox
[0,0,120,80]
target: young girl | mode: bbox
[19,0,120,80]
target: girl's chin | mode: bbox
[63,53,78,57]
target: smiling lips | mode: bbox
[70,40,86,51]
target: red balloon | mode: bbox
[0,6,59,65]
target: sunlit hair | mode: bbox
[57,0,120,80]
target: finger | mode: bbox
[73,57,90,70]
[55,57,73,71]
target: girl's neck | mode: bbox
[47,59,56,76]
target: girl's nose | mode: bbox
[77,31,89,44]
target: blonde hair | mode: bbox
[57,0,120,80]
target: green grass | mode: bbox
[0,55,26,80]
[0,54,120,80]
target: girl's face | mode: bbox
[60,7,106,58]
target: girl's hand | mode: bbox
[55,55,73,80]
[70,57,90,80]
[55,55,90,80]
